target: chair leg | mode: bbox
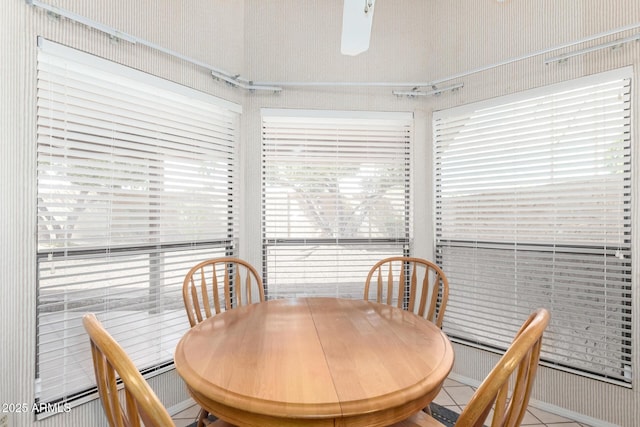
[196,408,210,427]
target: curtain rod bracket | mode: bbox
[544,33,640,65]
[393,82,464,98]
[46,10,60,21]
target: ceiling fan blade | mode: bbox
[341,0,376,56]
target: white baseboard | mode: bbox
[166,398,197,417]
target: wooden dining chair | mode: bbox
[364,256,449,328]
[391,308,551,427]
[182,257,263,426]
[182,257,266,328]
[83,313,233,427]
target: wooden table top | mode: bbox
[174,297,454,427]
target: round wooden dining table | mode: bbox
[174,297,454,427]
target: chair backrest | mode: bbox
[82,313,175,427]
[182,257,265,327]
[455,308,551,427]
[364,256,449,327]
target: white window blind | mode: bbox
[36,39,241,406]
[434,68,632,385]
[262,109,413,299]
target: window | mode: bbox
[36,39,241,406]
[262,109,412,299]
[434,68,632,385]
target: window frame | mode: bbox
[35,38,242,409]
[433,67,633,386]
[261,109,414,300]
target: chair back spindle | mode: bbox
[365,256,449,328]
[183,257,265,327]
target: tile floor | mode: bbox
[170,378,594,427]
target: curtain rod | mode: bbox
[544,33,640,65]
[255,22,640,90]
[428,22,640,87]
[25,1,640,95]
[26,0,282,93]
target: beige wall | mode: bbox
[1,0,639,426]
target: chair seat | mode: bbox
[390,410,446,427]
